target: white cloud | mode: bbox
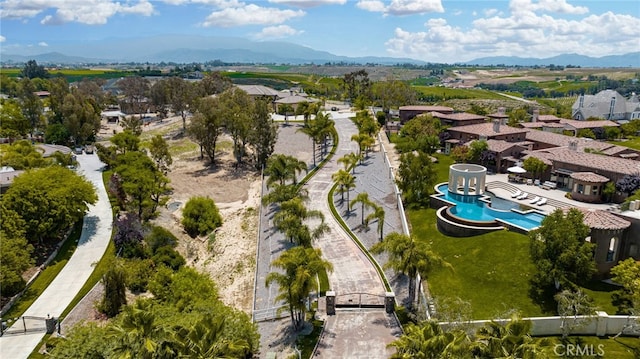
[254,25,303,39]
[268,0,346,8]
[0,35,6,42]
[356,0,386,12]
[510,0,588,15]
[385,3,640,63]
[357,0,443,16]
[1,0,154,24]
[201,4,305,27]
[38,41,48,46]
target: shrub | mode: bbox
[145,225,178,254]
[151,246,186,271]
[181,196,223,238]
[125,258,155,293]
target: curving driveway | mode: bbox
[0,154,113,359]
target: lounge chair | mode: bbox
[537,198,547,206]
[511,190,522,198]
[529,196,541,204]
[517,192,528,200]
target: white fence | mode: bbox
[441,312,640,337]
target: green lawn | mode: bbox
[407,153,618,319]
[611,136,640,151]
[543,336,640,359]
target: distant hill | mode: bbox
[464,52,639,68]
[0,34,426,66]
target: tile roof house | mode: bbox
[399,105,454,123]
[429,112,487,127]
[447,121,528,143]
[572,89,640,121]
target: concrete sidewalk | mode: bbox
[0,154,113,359]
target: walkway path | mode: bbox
[0,154,113,359]
[305,113,401,357]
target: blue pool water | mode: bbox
[436,184,545,231]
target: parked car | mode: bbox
[84,144,95,154]
[331,106,338,111]
[74,146,83,155]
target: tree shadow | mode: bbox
[528,280,558,315]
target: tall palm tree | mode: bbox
[262,183,309,207]
[264,154,308,188]
[389,320,472,359]
[314,112,335,155]
[273,197,329,247]
[332,169,355,204]
[338,152,361,174]
[365,204,385,241]
[297,122,323,166]
[351,133,375,161]
[473,314,547,359]
[349,192,375,226]
[371,232,452,309]
[266,247,333,331]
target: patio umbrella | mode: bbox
[507,166,527,174]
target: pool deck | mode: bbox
[485,173,619,214]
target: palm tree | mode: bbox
[338,152,361,174]
[351,133,375,161]
[389,320,472,359]
[349,192,375,226]
[371,232,452,309]
[332,169,355,204]
[473,314,547,358]
[314,112,335,155]
[262,183,309,207]
[109,300,176,359]
[173,314,251,358]
[266,247,333,331]
[365,204,385,241]
[297,122,323,166]
[264,154,308,188]
[273,197,329,247]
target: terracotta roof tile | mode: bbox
[564,208,631,230]
[569,172,610,183]
[449,122,527,137]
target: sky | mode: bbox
[0,0,639,63]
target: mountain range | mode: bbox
[1,35,638,67]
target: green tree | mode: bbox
[199,71,233,96]
[332,169,356,204]
[115,151,170,220]
[181,196,223,238]
[262,183,309,207]
[21,59,49,79]
[273,197,329,247]
[473,314,547,358]
[249,98,278,170]
[99,261,128,318]
[0,99,31,139]
[2,165,97,243]
[166,76,196,131]
[529,209,595,292]
[111,130,140,154]
[188,96,224,164]
[371,78,416,123]
[577,128,596,139]
[351,133,375,160]
[389,320,471,359]
[148,134,172,175]
[371,232,451,309]
[0,139,49,169]
[120,116,143,136]
[173,314,251,358]
[523,156,548,180]
[266,247,333,331]
[0,205,33,297]
[610,258,640,314]
[338,152,361,174]
[451,145,471,163]
[605,126,622,140]
[220,87,254,165]
[343,69,371,102]
[117,76,150,116]
[44,123,70,146]
[18,77,44,135]
[396,115,442,154]
[397,150,438,207]
[468,139,488,163]
[349,192,375,226]
[265,154,308,188]
[297,118,324,167]
[508,108,528,126]
[61,89,102,145]
[366,204,385,241]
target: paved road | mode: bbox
[0,154,113,359]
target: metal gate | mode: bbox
[0,316,58,336]
[252,305,289,322]
[335,292,386,309]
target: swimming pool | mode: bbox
[435,183,545,231]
